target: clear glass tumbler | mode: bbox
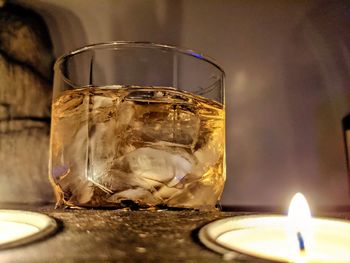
[49,42,225,210]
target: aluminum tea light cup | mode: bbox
[199,193,350,262]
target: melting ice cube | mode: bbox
[126,147,193,187]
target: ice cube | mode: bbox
[130,102,200,148]
[153,185,181,201]
[52,88,88,118]
[114,100,135,127]
[194,130,223,174]
[126,147,193,187]
[88,98,136,182]
[57,170,94,204]
[166,182,218,209]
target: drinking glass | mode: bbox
[49,42,225,210]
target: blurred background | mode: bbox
[3,0,350,207]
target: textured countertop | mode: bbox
[0,206,349,262]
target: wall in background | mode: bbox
[20,0,350,207]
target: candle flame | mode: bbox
[287,193,312,261]
[288,193,312,229]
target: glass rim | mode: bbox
[54,41,225,88]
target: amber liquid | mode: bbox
[50,86,225,210]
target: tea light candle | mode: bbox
[200,193,350,262]
[0,210,57,249]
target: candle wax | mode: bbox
[0,221,39,245]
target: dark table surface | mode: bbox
[0,205,349,262]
